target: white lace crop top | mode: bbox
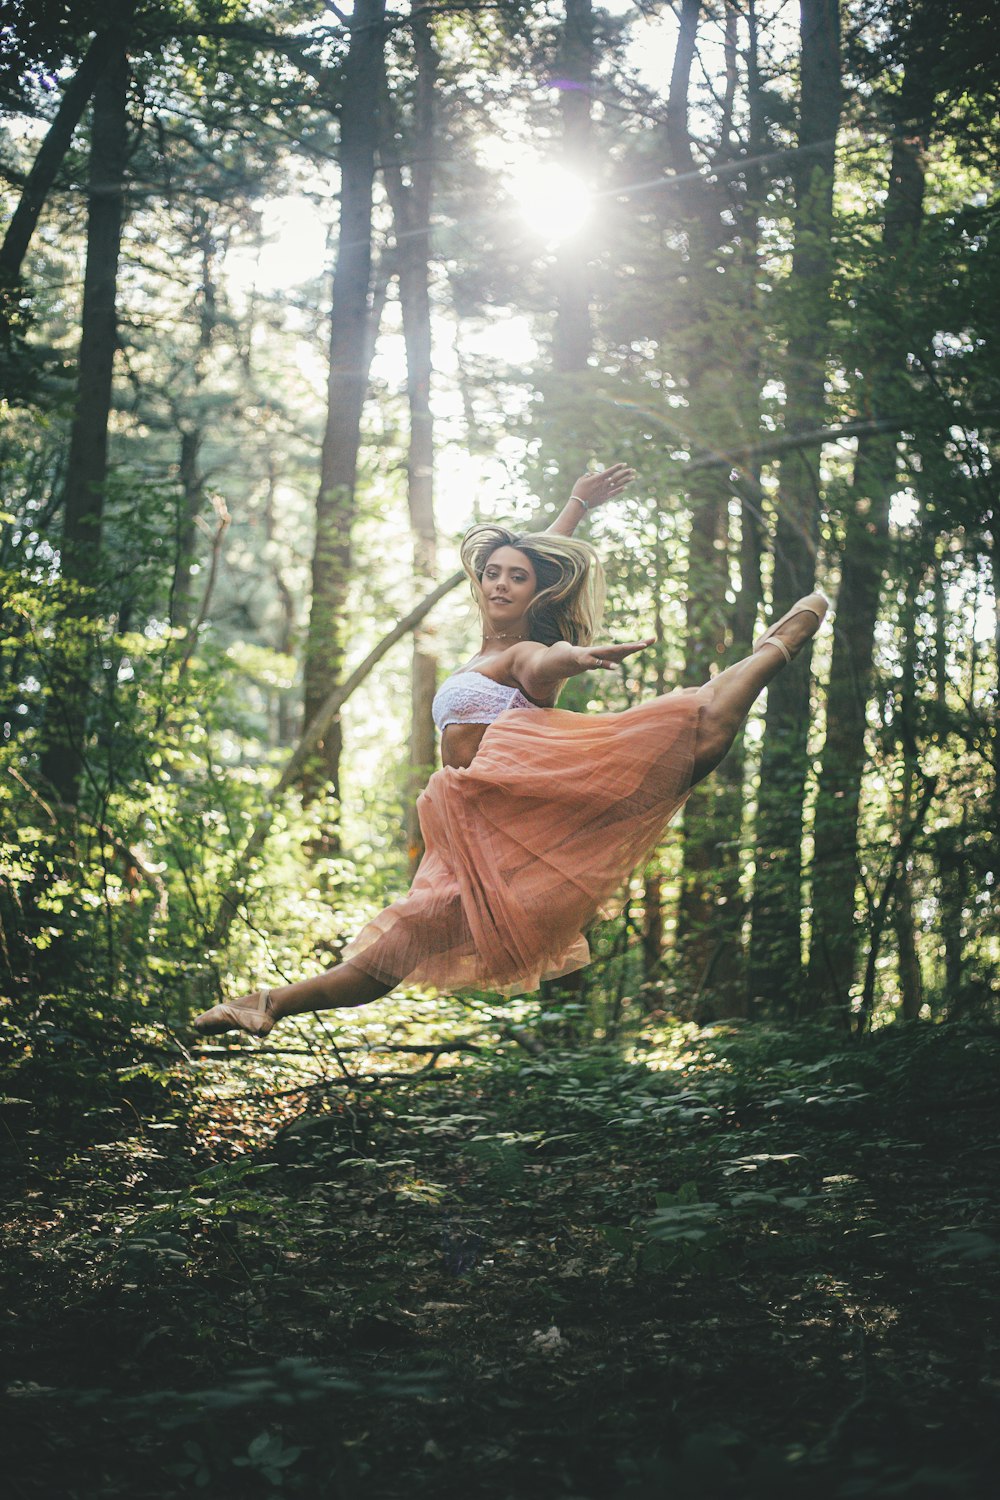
[431,670,536,731]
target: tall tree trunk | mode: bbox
[301,0,387,813]
[0,4,134,297]
[668,0,759,1015]
[40,38,130,803]
[748,0,841,1013]
[551,0,593,375]
[382,15,439,877]
[806,62,931,1013]
[676,484,735,1015]
[263,461,298,748]
[640,512,670,980]
[536,0,595,1006]
[170,427,204,632]
[930,548,965,1012]
[169,213,217,631]
[894,555,925,1021]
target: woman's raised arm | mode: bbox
[545,463,636,536]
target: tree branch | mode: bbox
[209,566,465,946]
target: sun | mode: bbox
[508,161,594,244]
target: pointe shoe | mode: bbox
[753,592,829,664]
[193,987,275,1038]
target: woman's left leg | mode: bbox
[268,963,394,1018]
[192,962,395,1036]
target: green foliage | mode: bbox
[3,1017,1000,1496]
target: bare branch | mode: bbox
[209,566,465,946]
[173,492,231,686]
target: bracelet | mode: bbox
[570,493,589,511]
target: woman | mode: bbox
[194,463,827,1037]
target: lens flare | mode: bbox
[510,162,593,244]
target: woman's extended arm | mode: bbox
[511,636,654,702]
[545,463,636,536]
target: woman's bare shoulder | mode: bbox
[507,641,549,675]
[455,643,543,681]
[452,644,561,704]
[509,642,564,706]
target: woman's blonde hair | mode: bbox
[460,524,606,647]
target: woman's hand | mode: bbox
[571,463,636,512]
[566,637,656,675]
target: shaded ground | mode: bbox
[2,1015,999,1497]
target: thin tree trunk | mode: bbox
[170,428,204,632]
[263,462,298,747]
[169,214,217,631]
[894,558,925,1021]
[748,0,841,1013]
[40,38,130,803]
[640,514,670,980]
[382,14,439,877]
[300,0,386,814]
[537,0,595,1007]
[551,0,593,374]
[806,61,931,1014]
[641,868,664,984]
[690,0,767,1018]
[930,548,965,1012]
[895,843,923,1020]
[676,484,733,1011]
[668,0,757,1014]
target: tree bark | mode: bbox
[168,212,217,632]
[40,37,131,803]
[551,0,594,374]
[930,548,966,1012]
[381,13,439,877]
[639,512,670,983]
[263,460,298,747]
[668,0,759,1014]
[536,0,596,1007]
[894,558,925,1021]
[748,0,841,1013]
[806,60,932,1013]
[300,0,387,813]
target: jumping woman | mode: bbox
[194,464,828,1038]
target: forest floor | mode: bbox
[2,1008,999,1499]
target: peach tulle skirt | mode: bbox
[340,684,711,996]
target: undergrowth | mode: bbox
[2,1012,999,1498]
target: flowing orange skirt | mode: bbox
[340,684,710,996]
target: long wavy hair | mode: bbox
[460,524,606,647]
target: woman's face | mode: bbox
[479,546,537,636]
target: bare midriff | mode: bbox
[440,723,489,770]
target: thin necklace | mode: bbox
[483,631,527,641]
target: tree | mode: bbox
[39,28,132,802]
[381,11,440,876]
[807,45,933,1015]
[748,0,841,1013]
[301,0,387,818]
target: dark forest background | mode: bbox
[1,2,998,1496]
